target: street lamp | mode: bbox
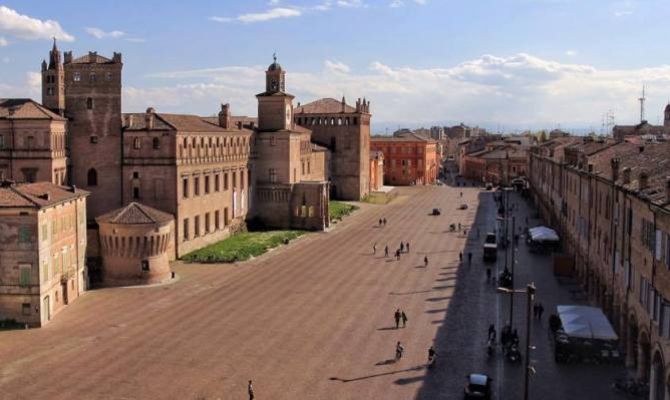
[497,283,536,400]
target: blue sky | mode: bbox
[2,0,670,133]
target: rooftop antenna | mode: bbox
[639,84,646,123]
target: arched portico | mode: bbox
[650,349,667,400]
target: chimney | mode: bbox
[112,52,122,63]
[89,51,97,60]
[218,103,230,129]
[611,157,620,181]
[145,107,155,130]
[623,167,631,184]
[639,170,649,191]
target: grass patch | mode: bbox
[183,230,305,263]
[329,201,359,222]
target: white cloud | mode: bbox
[324,60,351,74]
[612,0,636,17]
[0,6,74,42]
[0,71,42,98]
[336,0,365,7]
[85,27,125,39]
[237,7,302,23]
[0,37,7,46]
[389,0,426,7]
[565,50,577,57]
[123,53,670,129]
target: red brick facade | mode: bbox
[370,134,438,186]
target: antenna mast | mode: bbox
[638,85,646,123]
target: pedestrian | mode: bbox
[406,241,410,253]
[400,242,405,253]
[459,252,463,262]
[395,341,404,360]
[401,310,408,328]
[394,309,401,329]
[460,191,463,198]
[486,267,491,282]
[383,217,387,226]
[385,245,389,257]
[424,255,429,267]
[468,252,472,265]
[533,304,539,319]
[396,249,400,261]
[373,242,377,255]
[458,222,461,231]
[248,380,254,400]
[464,229,468,236]
[379,218,382,227]
[538,303,545,320]
[488,324,496,341]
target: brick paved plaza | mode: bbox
[0,185,627,399]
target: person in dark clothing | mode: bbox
[248,380,254,400]
[533,304,539,319]
[424,256,429,267]
[468,252,472,265]
[538,303,545,320]
[383,218,387,226]
[459,252,463,262]
[394,309,401,329]
[400,242,405,253]
[488,324,497,341]
[401,310,408,327]
[406,241,410,253]
[486,267,492,282]
[396,249,401,260]
[379,218,382,227]
[373,243,377,255]
[395,341,404,360]
[385,245,389,257]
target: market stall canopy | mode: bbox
[557,305,618,341]
[528,226,560,242]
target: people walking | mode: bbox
[383,217,387,226]
[533,303,539,319]
[395,341,404,360]
[400,242,405,253]
[458,222,461,231]
[394,309,401,329]
[248,380,254,400]
[486,267,491,282]
[396,249,401,261]
[373,242,377,255]
[424,256,429,267]
[401,310,408,328]
[468,252,472,265]
[488,324,497,341]
[406,241,410,253]
[538,303,545,320]
[379,218,383,227]
[459,252,463,263]
[385,245,389,257]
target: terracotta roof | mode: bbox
[371,133,437,143]
[123,112,252,133]
[70,54,113,64]
[96,202,173,225]
[0,182,88,208]
[0,98,66,120]
[294,98,356,114]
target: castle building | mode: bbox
[0,181,88,327]
[0,99,68,184]
[294,97,371,200]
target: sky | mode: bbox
[1,0,670,133]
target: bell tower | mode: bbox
[257,54,294,131]
[41,38,65,115]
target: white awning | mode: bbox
[557,305,618,341]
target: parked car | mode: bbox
[464,373,492,399]
[483,232,497,262]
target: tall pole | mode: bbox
[524,283,536,400]
[509,216,516,327]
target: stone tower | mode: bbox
[664,104,670,128]
[63,51,123,220]
[41,39,65,115]
[257,55,293,132]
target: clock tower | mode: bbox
[257,55,294,131]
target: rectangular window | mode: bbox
[41,261,48,283]
[18,226,30,243]
[106,72,112,81]
[215,210,220,230]
[73,72,81,82]
[194,177,200,196]
[224,208,229,226]
[90,136,98,144]
[194,216,200,237]
[0,135,4,148]
[269,168,276,184]
[183,218,189,241]
[133,187,140,199]
[205,213,210,233]
[86,97,94,110]
[133,137,141,150]
[182,178,189,198]
[22,303,31,316]
[19,264,31,287]
[241,171,245,190]
[89,72,96,83]
[224,173,229,190]
[233,172,237,188]
[205,176,210,194]
[214,174,220,192]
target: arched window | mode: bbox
[87,168,98,186]
[331,117,336,125]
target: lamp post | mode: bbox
[509,216,516,328]
[498,283,536,400]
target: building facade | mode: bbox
[529,138,670,400]
[370,133,438,186]
[0,182,88,327]
[294,97,371,200]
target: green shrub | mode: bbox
[183,230,305,263]
[329,201,359,222]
